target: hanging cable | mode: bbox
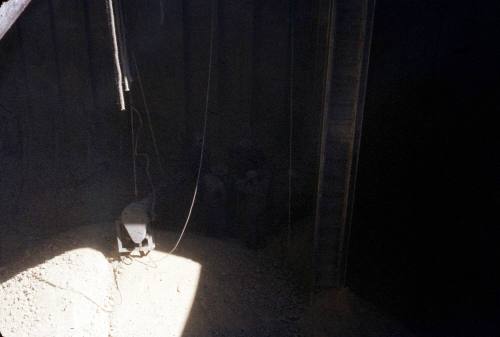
[165,0,216,255]
[287,1,295,250]
[132,53,165,175]
[159,0,165,26]
[116,0,132,92]
[124,0,215,259]
[130,102,138,198]
[105,0,126,110]
[131,105,156,221]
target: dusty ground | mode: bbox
[0,217,415,337]
[0,247,114,337]
[0,224,305,337]
[301,288,419,337]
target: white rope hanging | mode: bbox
[106,0,126,111]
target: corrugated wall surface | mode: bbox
[313,0,375,287]
[1,0,374,288]
[0,0,324,275]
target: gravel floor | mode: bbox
[0,224,306,337]
[0,247,114,337]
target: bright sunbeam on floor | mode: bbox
[0,246,201,337]
[110,251,201,337]
[0,247,114,337]
[0,224,305,337]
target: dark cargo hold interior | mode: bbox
[0,0,497,336]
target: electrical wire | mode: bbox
[130,103,138,198]
[159,0,165,26]
[166,0,215,255]
[130,105,156,224]
[132,54,164,175]
[123,0,215,261]
[287,1,295,250]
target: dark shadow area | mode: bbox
[1,0,322,286]
[1,1,318,335]
[1,0,498,336]
[347,1,499,336]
